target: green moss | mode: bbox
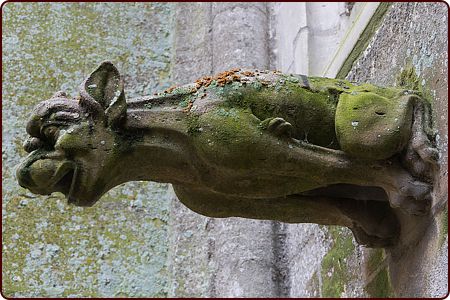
[200,108,251,143]
[222,81,339,148]
[321,226,355,297]
[365,268,393,297]
[178,98,190,108]
[396,66,421,91]
[186,114,201,136]
[395,65,435,106]
[335,88,413,159]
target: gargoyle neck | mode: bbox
[124,94,191,132]
[110,95,199,186]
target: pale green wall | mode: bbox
[2,3,175,297]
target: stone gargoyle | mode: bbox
[16,61,438,247]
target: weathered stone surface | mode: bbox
[171,3,213,85]
[211,5,280,296]
[6,2,447,298]
[282,223,331,296]
[212,3,269,72]
[2,3,175,297]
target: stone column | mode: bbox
[208,3,279,298]
[167,4,214,297]
[168,2,281,297]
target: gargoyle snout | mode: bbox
[16,164,34,190]
[16,157,75,197]
[15,159,45,194]
[15,161,47,196]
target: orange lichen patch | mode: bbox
[195,68,246,88]
[215,70,236,79]
[187,85,199,94]
[241,71,255,77]
[215,69,245,86]
[164,85,177,94]
[195,76,213,88]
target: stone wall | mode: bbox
[2,3,175,297]
[2,2,447,298]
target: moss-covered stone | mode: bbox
[320,226,355,297]
[335,90,413,159]
[218,79,339,148]
[305,271,321,297]
[396,66,421,92]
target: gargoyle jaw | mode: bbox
[16,156,77,200]
[16,155,110,207]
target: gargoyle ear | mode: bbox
[79,61,126,127]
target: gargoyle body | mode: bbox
[16,62,438,247]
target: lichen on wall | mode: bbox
[320,226,368,297]
[2,2,175,297]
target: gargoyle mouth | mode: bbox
[39,160,78,198]
[53,164,78,199]
[17,157,78,199]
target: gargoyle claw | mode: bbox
[417,145,439,165]
[260,117,294,138]
[389,180,432,215]
[411,134,440,165]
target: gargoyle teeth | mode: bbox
[67,165,79,203]
[49,161,76,190]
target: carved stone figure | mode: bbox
[16,62,438,247]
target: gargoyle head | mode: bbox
[16,61,127,206]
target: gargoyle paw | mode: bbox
[412,135,439,165]
[260,117,293,138]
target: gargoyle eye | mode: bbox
[42,125,60,144]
